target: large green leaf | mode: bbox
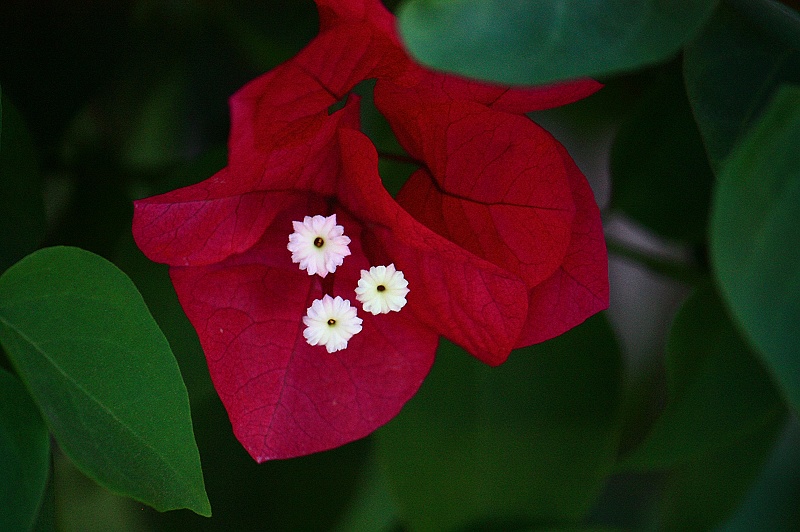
[397,0,718,85]
[657,409,785,530]
[376,314,624,531]
[333,454,399,532]
[618,283,785,470]
[728,0,800,51]
[684,1,800,170]
[710,85,800,414]
[609,62,714,243]
[31,473,55,532]
[0,367,51,532]
[0,90,46,273]
[720,419,800,531]
[0,247,210,516]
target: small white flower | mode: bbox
[303,295,363,353]
[288,214,351,277]
[355,264,409,315]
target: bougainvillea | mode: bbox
[132,0,608,461]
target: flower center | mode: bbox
[327,318,336,326]
[376,285,386,292]
[314,237,325,248]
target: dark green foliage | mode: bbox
[1,0,798,529]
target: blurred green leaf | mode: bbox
[609,62,714,243]
[0,367,51,532]
[58,2,243,176]
[356,79,417,197]
[0,91,46,274]
[397,0,718,85]
[0,247,210,516]
[728,0,800,51]
[657,407,785,530]
[720,419,800,531]
[684,1,800,169]
[131,145,227,199]
[53,450,148,532]
[31,472,56,532]
[376,314,624,531]
[61,62,192,174]
[457,519,625,531]
[0,2,129,146]
[710,85,800,414]
[119,67,191,171]
[618,283,785,470]
[334,453,399,532]
[43,169,133,258]
[211,0,319,72]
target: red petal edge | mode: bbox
[514,144,609,347]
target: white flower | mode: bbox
[355,264,409,315]
[303,295,363,353]
[288,214,351,277]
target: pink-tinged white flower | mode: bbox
[288,214,351,277]
[356,264,409,315]
[303,295,363,352]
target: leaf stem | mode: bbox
[605,238,706,285]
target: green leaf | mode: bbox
[31,472,55,532]
[113,231,217,407]
[397,0,718,85]
[376,314,624,531]
[213,0,319,71]
[657,408,785,530]
[356,80,416,197]
[0,91,46,273]
[726,0,800,58]
[618,283,785,470]
[710,85,800,414]
[0,247,210,516]
[119,67,192,172]
[0,367,51,532]
[333,452,399,532]
[684,2,800,169]
[609,62,714,243]
[720,419,800,531]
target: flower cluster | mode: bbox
[287,213,409,352]
[132,0,608,461]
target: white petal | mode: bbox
[355,264,409,315]
[288,214,351,277]
[303,295,362,352]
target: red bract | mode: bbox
[132,0,608,461]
